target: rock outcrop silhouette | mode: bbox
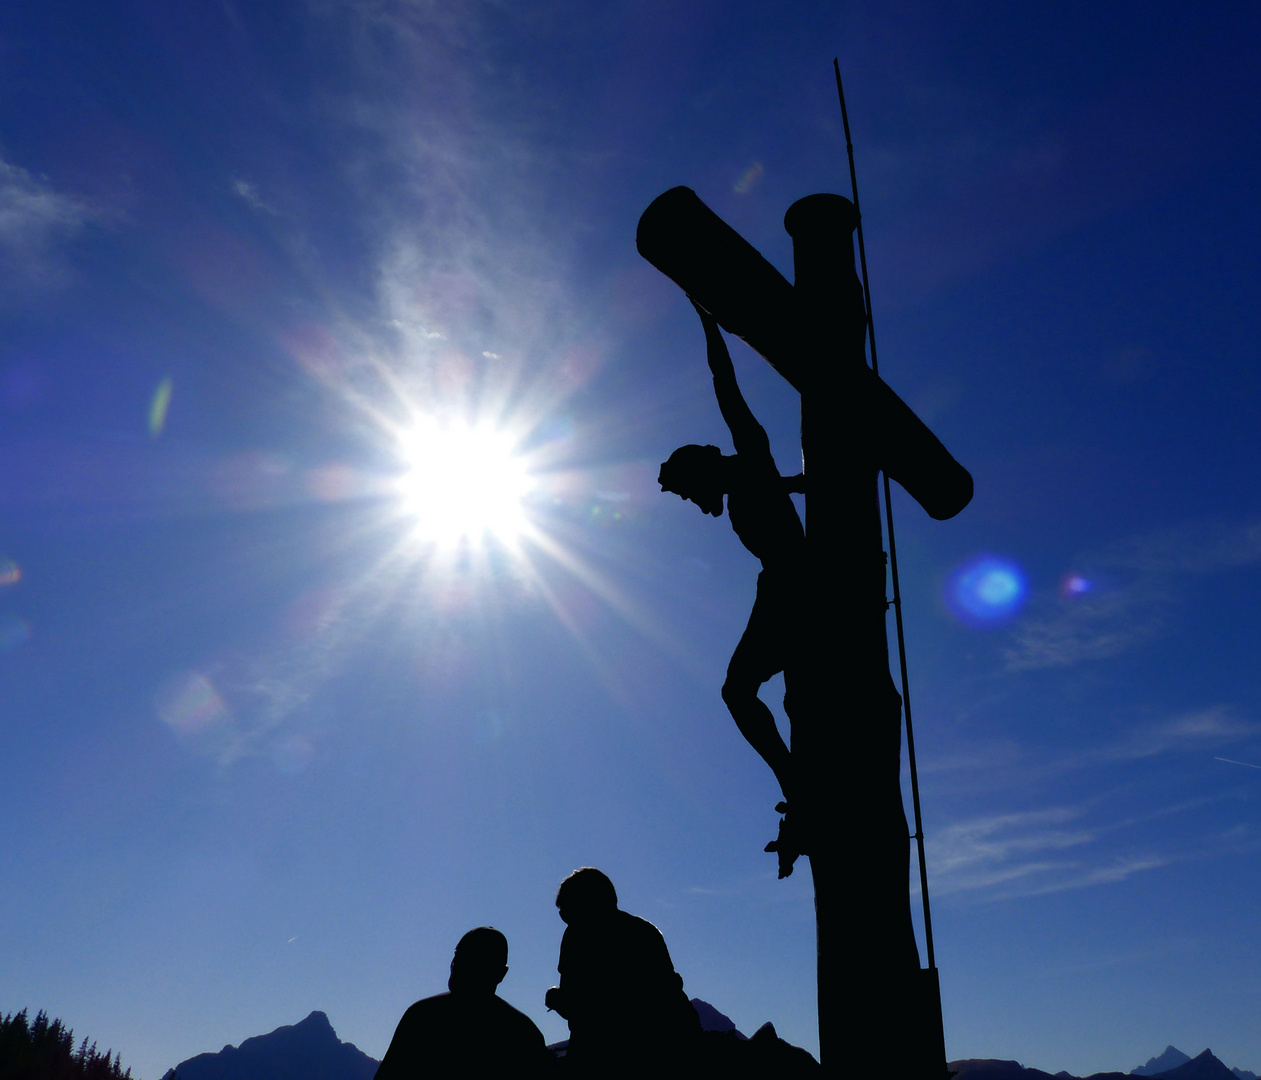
[690,998,745,1038]
[698,1020,820,1077]
[547,997,818,1073]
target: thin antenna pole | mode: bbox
[833,57,937,971]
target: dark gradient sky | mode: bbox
[2,3,1260,1077]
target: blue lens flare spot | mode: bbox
[1060,572,1093,598]
[946,556,1027,624]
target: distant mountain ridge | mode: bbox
[162,1011,377,1080]
[162,994,822,1080]
[949,1048,1259,1080]
[162,999,782,1080]
[948,1057,1128,1080]
[161,1010,1256,1080]
[1131,1046,1258,1080]
[1148,1050,1240,1080]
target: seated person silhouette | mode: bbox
[375,926,550,1078]
[659,301,808,873]
[545,868,699,1077]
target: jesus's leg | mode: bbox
[722,576,794,800]
[722,672,793,799]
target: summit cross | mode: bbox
[637,186,972,1078]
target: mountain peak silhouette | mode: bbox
[951,1047,1257,1080]
[1153,1050,1238,1080]
[293,1012,334,1035]
[162,1011,377,1080]
[1135,1047,1193,1076]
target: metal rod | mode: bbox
[833,56,937,971]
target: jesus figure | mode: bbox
[659,302,811,873]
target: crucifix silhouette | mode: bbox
[638,187,972,1077]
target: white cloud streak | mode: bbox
[923,706,1258,785]
[1005,519,1261,671]
[927,804,1171,901]
[284,1,603,445]
[0,156,93,283]
[1215,756,1261,771]
[920,706,1258,900]
[1101,707,1259,763]
[231,177,278,215]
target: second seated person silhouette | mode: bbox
[546,868,700,1076]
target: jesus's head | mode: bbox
[658,443,727,517]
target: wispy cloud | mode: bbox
[927,804,1171,901]
[920,704,1257,900]
[1215,756,1261,771]
[930,806,1091,882]
[1005,519,1261,671]
[1102,707,1259,762]
[922,706,1257,784]
[1004,583,1170,671]
[280,1,602,435]
[0,156,94,284]
[231,177,278,215]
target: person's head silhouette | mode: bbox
[555,867,617,926]
[447,926,509,996]
[659,444,727,517]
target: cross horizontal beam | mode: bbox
[636,186,972,522]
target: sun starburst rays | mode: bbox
[393,417,537,549]
[273,308,703,710]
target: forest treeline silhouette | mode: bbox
[1,1009,134,1080]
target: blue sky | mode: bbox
[2,3,1260,1077]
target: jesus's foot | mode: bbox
[764,802,806,879]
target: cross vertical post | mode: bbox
[787,194,925,1075]
[637,185,970,1077]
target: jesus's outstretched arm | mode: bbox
[690,300,770,457]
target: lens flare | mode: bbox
[1060,572,1093,597]
[733,162,764,194]
[156,670,229,734]
[394,418,534,546]
[0,558,20,586]
[149,376,174,437]
[946,556,1027,624]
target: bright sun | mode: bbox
[394,418,535,547]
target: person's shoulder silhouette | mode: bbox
[376,926,550,1078]
[545,869,699,1075]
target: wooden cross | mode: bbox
[637,187,972,1078]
